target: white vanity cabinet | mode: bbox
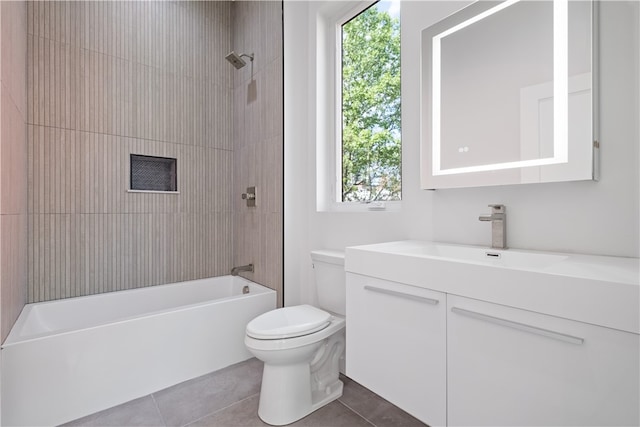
[345,240,640,426]
[345,273,447,426]
[447,295,640,426]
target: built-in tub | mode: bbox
[1,276,276,426]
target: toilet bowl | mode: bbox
[245,305,345,426]
[245,251,346,426]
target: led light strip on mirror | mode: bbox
[431,0,569,176]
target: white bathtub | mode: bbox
[1,276,276,426]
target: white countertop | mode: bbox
[346,240,640,334]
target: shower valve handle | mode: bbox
[241,187,256,207]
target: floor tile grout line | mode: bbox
[150,393,169,427]
[335,399,377,427]
[180,392,261,427]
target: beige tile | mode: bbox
[0,213,27,341]
[1,86,27,215]
[230,0,283,301]
[23,0,285,303]
[1,0,27,118]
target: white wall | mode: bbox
[284,1,639,306]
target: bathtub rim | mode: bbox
[3,276,274,347]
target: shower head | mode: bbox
[225,51,254,69]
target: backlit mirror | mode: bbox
[421,0,597,189]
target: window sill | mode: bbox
[320,201,402,213]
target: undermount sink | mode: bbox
[345,240,640,334]
[368,240,568,271]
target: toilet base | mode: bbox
[310,378,343,411]
[257,361,343,426]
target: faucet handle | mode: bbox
[488,204,505,213]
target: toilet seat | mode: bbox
[245,315,345,352]
[246,305,331,340]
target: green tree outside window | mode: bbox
[342,1,401,202]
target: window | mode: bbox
[130,154,177,192]
[340,1,401,203]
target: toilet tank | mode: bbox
[310,250,345,316]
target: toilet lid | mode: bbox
[246,305,331,339]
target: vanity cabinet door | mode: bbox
[447,295,640,426]
[346,273,446,426]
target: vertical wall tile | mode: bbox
[231,1,283,305]
[25,1,282,304]
[25,1,240,303]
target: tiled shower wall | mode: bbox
[26,2,235,302]
[232,2,283,306]
[0,1,27,341]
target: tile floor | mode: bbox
[63,358,427,427]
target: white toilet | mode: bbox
[244,250,346,426]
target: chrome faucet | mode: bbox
[479,204,507,249]
[231,264,254,276]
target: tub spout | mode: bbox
[231,264,254,276]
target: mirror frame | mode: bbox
[420,0,599,190]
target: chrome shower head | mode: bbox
[225,51,254,69]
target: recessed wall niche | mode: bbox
[130,154,177,192]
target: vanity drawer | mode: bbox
[447,295,640,426]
